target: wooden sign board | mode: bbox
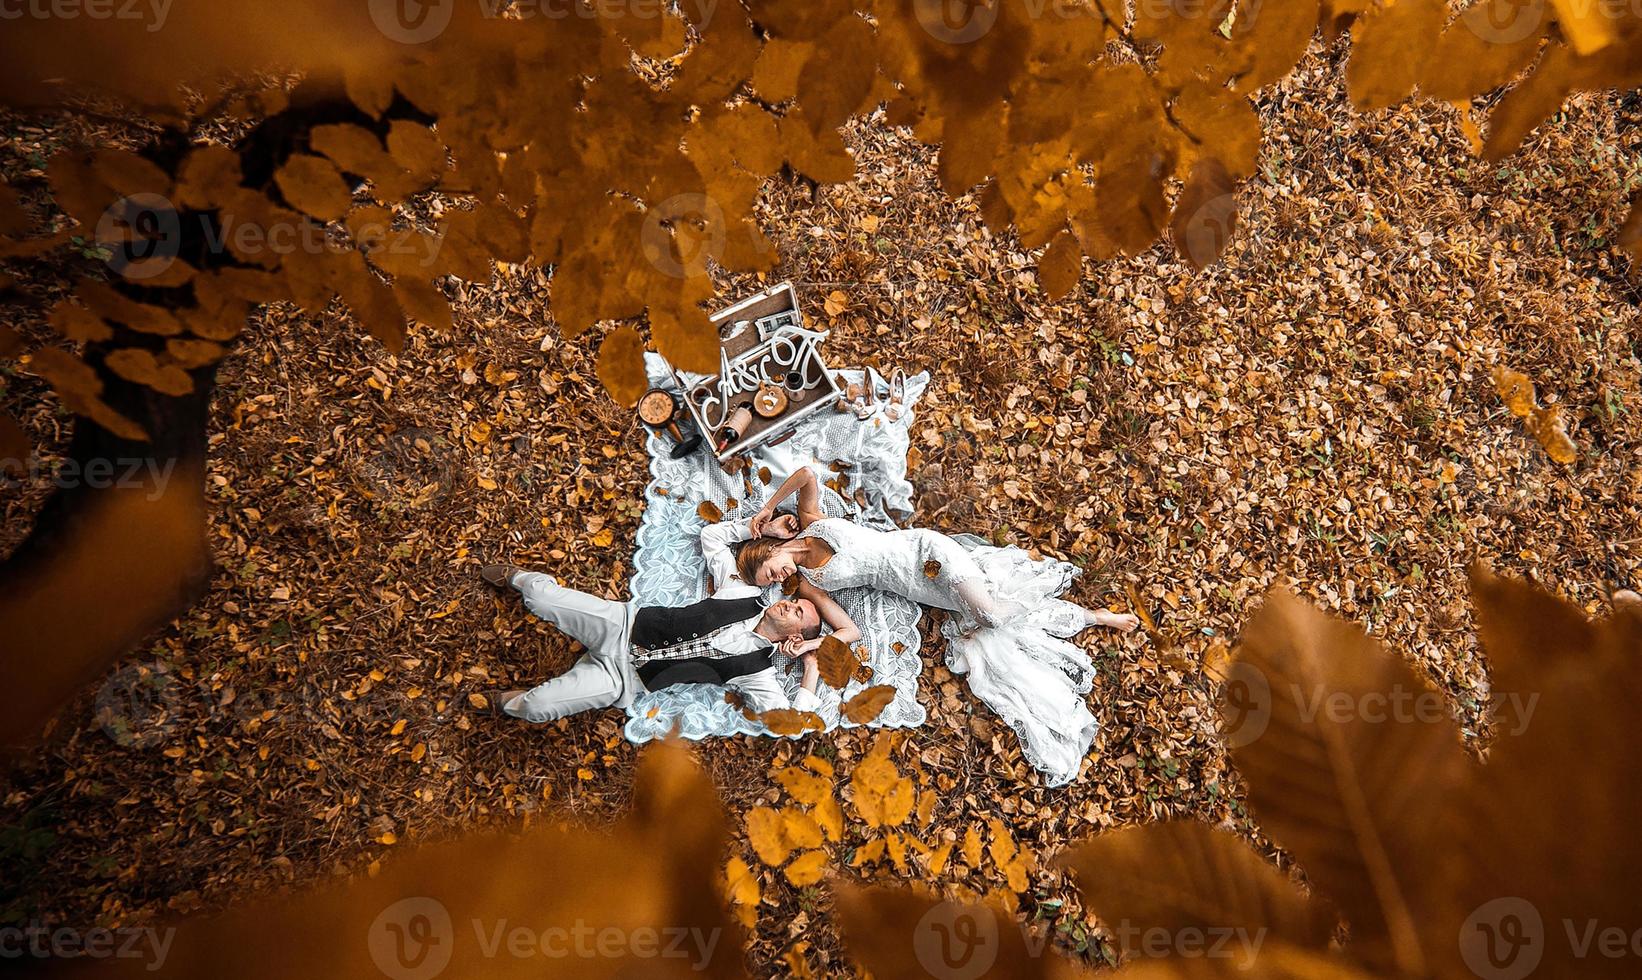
[674,282,843,461]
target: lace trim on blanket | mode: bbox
[625,357,931,742]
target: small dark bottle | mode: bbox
[717,403,753,452]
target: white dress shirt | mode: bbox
[699,518,820,714]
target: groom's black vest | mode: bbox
[632,596,774,691]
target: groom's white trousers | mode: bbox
[501,572,644,722]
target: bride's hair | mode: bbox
[735,536,783,584]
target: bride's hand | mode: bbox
[748,506,777,537]
[764,514,799,539]
[780,636,813,657]
[1100,611,1141,633]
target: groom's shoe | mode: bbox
[476,688,522,717]
[480,563,523,588]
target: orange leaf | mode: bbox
[596,325,647,407]
[850,736,915,827]
[850,838,886,867]
[274,154,352,222]
[725,856,759,911]
[842,685,896,724]
[1171,157,1238,272]
[815,635,856,690]
[0,410,28,475]
[760,709,824,736]
[1037,228,1082,299]
[746,806,793,866]
[782,810,824,850]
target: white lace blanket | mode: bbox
[624,354,931,742]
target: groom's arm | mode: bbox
[730,659,822,715]
[701,518,757,597]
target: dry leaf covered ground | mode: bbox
[3,48,1641,974]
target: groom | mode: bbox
[479,563,824,722]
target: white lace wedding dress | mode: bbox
[797,517,1100,786]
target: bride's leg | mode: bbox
[1031,598,1095,637]
[953,578,1023,629]
[1082,606,1141,632]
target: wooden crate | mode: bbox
[674,282,843,461]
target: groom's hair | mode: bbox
[801,621,822,641]
[735,536,782,584]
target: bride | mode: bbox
[723,466,1138,786]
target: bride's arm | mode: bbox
[795,578,862,648]
[700,518,755,594]
[751,466,825,534]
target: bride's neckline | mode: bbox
[798,532,835,570]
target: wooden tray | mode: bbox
[674,282,842,460]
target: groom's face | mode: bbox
[763,598,819,638]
